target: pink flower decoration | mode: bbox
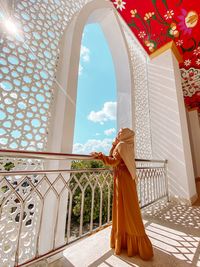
[178,9,192,35]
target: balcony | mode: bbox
[0,150,199,267]
[28,201,200,267]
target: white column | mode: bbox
[187,108,200,178]
[100,13,133,130]
[148,49,197,204]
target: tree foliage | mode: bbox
[69,160,113,228]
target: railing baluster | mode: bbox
[159,169,162,198]
[107,187,110,223]
[99,189,103,227]
[90,189,95,232]
[15,202,24,266]
[79,190,85,236]
[161,169,164,197]
[67,193,72,242]
[145,169,148,202]
[153,173,156,201]
[139,171,142,206]
[147,171,150,204]
[156,171,159,199]
[164,161,169,201]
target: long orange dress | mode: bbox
[100,150,153,260]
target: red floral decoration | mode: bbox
[111,0,200,111]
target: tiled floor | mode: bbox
[29,200,200,267]
[193,196,200,206]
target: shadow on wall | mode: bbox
[148,58,196,202]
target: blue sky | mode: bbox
[73,23,117,154]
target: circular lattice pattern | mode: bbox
[123,25,152,159]
[180,67,200,109]
[180,67,200,97]
[0,0,91,152]
[0,0,92,266]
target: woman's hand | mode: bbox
[90,152,103,159]
[90,152,98,158]
[112,137,119,147]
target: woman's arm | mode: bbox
[109,138,119,156]
[91,151,122,167]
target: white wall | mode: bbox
[187,108,200,178]
[148,49,197,203]
[99,12,133,130]
[121,18,152,159]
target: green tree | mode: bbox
[68,160,113,235]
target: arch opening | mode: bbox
[47,0,134,155]
[73,22,117,155]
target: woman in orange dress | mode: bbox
[92,128,153,260]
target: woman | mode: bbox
[92,128,153,260]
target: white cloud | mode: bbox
[95,133,100,136]
[104,128,116,136]
[80,45,90,62]
[82,32,85,40]
[87,101,117,124]
[79,64,83,75]
[73,138,113,154]
[79,45,90,75]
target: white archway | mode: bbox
[47,0,134,154]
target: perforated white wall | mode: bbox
[180,67,200,98]
[0,0,91,151]
[0,1,93,265]
[123,24,152,159]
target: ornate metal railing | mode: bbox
[0,150,167,266]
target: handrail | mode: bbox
[0,166,166,176]
[0,149,91,160]
[0,149,167,163]
[0,168,112,176]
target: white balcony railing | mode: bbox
[0,150,168,267]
